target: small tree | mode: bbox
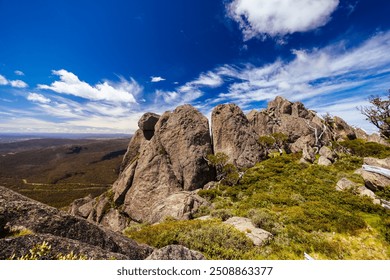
[205,152,239,185]
[304,120,327,150]
[258,135,275,156]
[258,133,288,157]
[360,93,390,139]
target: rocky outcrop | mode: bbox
[332,117,356,140]
[119,105,214,223]
[0,186,153,259]
[73,105,215,225]
[224,217,272,246]
[248,96,332,153]
[248,96,363,154]
[70,97,388,230]
[146,245,205,260]
[0,234,129,260]
[211,104,264,168]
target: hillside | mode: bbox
[126,147,390,259]
[0,138,130,208]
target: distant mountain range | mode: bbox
[0,133,131,144]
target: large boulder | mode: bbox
[319,146,336,162]
[149,192,209,223]
[69,195,93,218]
[146,245,205,260]
[73,105,215,224]
[361,157,390,192]
[332,116,356,140]
[318,156,332,166]
[0,186,153,259]
[301,144,316,163]
[211,104,263,168]
[336,178,357,191]
[112,105,215,224]
[0,234,129,260]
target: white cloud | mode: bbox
[189,72,224,88]
[14,70,25,76]
[227,0,339,40]
[153,71,223,107]
[10,80,28,88]
[0,74,28,88]
[156,90,179,104]
[151,76,166,82]
[0,75,7,85]
[38,69,141,104]
[27,93,51,104]
[155,89,202,106]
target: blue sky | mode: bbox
[0,0,389,134]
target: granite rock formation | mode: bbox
[0,186,153,259]
[73,105,214,225]
[211,104,264,168]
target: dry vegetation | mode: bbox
[0,138,129,208]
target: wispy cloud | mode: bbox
[153,71,223,107]
[14,70,25,76]
[0,74,28,88]
[10,80,28,88]
[151,76,166,82]
[27,92,51,104]
[227,0,339,40]
[212,31,390,107]
[38,69,141,104]
[186,71,224,88]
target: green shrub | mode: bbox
[376,188,390,201]
[210,209,233,221]
[125,219,256,260]
[192,205,211,218]
[334,139,390,158]
[198,189,222,200]
[248,208,282,234]
[128,153,390,260]
[206,153,239,185]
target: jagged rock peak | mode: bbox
[267,96,315,119]
[211,103,264,168]
[105,104,215,224]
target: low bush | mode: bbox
[125,219,256,260]
[210,209,233,221]
[334,139,390,158]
